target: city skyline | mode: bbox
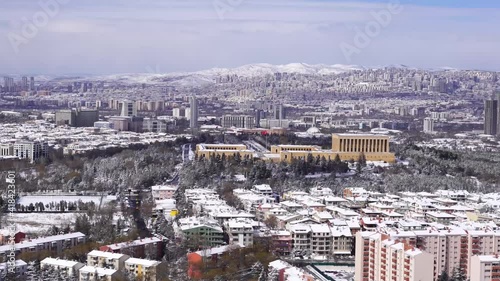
[0,0,500,74]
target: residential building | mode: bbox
[99,237,163,260]
[0,260,27,278]
[41,257,84,277]
[178,217,225,248]
[0,232,86,259]
[124,258,166,281]
[470,255,500,281]
[424,117,434,133]
[271,231,293,256]
[224,218,254,247]
[151,185,177,201]
[354,232,434,281]
[288,223,353,258]
[86,250,129,271]
[252,184,273,196]
[79,266,123,281]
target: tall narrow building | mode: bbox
[496,91,500,134]
[29,77,35,91]
[189,96,198,129]
[423,117,434,133]
[484,99,498,135]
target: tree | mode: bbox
[74,214,91,236]
[264,215,278,230]
[451,267,466,281]
[438,270,449,281]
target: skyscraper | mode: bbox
[29,77,35,91]
[21,76,28,91]
[484,99,498,135]
[189,96,199,129]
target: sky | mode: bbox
[0,0,499,75]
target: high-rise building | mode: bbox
[484,99,498,135]
[21,76,28,91]
[29,77,35,91]
[189,96,198,129]
[255,109,262,128]
[3,77,14,92]
[423,117,434,133]
[496,91,500,134]
[354,232,434,281]
[119,101,137,117]
[274,104,286,120]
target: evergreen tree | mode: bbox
[438,270,449,281]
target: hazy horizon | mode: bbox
[1,0,500,74]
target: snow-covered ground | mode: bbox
[17,195,114,206]
[314,265,354,281]
[3,213,78,235]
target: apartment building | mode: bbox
[287,224,353,258]
[99,237,163,260]
[86,250,129,271]
[0,260,27,278]
[0,232,86,258]
[124,258,166,281]
[354,232,434,281]
[179,218,225,248]
[151,185,177,201]
[357,228,500,280]
[271,231,293,257]
[224,218,254,247]
[40,257,84,277]
[470,255,500,281]
[79,266,123,281]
